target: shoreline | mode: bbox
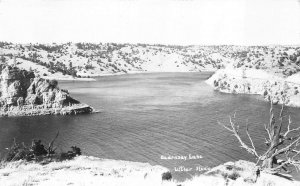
[43,76,97,82]
[0,104,96,117]
[55,70,217,81]
[206,67,300,108]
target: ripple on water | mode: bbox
[0,72,300,181]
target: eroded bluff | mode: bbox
[0,66,92,116]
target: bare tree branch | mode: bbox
[278,104,284,134]
[264,122,272,143]
[272,136,300,158]
[220,103,300,176]
[48,131,59,155]
[246,122,257,156]
[284,115,300,138]
[219,116,259,158]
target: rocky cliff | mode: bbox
[0,65,93,116]
[206,67,300,107]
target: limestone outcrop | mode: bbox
[206,68,300,107]
[0,65,93,116]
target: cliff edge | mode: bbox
[206,67,300,107]
[0,65,94,117]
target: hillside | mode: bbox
[1,156,299,186]
[1,42,300,107]
[0,42,297,80]
[0,42,233,79]
[1,42,299,80]
[205,46,300,107]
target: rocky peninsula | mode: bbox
[0,65,94,117]
[206,67,300,107]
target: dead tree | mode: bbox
[219,102,300,176]
[47,131,59,156]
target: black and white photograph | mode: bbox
[0,0,300,185]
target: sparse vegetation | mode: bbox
[161,171,172,181]
[3,132,81,164]
[1,42,300,81]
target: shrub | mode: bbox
[162,171,172,181]
[5,139,32,161]
[59,146,81,161]
[31,139,47,156]
[49,79,58,88]
[228,172,240,180]
[214,80,219,87]
[3,133,81,164]
[221,171,240,180]
[85,64,95,70]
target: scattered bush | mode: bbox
[31,139,48,156]
[5,139,33,161]
[3,132,81,164]
[162,171,172,181]
[49,79,58,88]
[226,171,240,180]
[85,64,95,70]
[59,146,81,161]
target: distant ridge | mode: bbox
[0,42,299,81]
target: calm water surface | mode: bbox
[0,72,300,181]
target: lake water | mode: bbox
[0,72,300,181]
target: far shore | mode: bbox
[206,67,300,108]
[51,70,216,82]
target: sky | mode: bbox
[0,0,299,45]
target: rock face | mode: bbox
[206,67,300,107]
[0,65,93,116]
[0,66,35,106]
